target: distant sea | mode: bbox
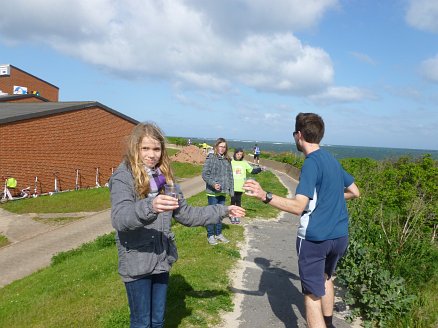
[189,137,438,161]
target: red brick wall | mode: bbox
[0,107,136,194]
[0,66,59,101]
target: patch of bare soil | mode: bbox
[170,145,206,165]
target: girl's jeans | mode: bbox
[206,195,226,237]
[124,272,169,328]
[230,191,243,207]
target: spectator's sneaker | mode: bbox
[230,217,236,224]
[216,234,229,243]
[234,217,241,224]
[208,236,218,245]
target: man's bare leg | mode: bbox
[322,276,334,315]
[322,276,335,327]
[304,294,326,328]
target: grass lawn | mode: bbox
[0,162,203,214]
[0,234,9,247]
[171,162,203,181]
[0,169,287,327]
[0,188,111,214]
[0,222,246,328]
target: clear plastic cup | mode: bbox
[244,177,255,195]
[164,184,179,199]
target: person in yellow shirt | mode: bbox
[230,147,262,224]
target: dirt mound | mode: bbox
[170,145,206,164]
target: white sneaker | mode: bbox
[216,234,229,243]
[208,235,218,245]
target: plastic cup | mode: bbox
[164,184,179,199]
[244,178,255,195]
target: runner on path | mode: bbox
[243,113,360,327]
[219,170,354,328]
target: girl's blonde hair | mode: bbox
[124,122,174,197]
[214,137,231,161]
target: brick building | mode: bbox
[0,64,59,102]
[0,65,138,194]
[0,102,138,194]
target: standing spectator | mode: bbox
[243,113,360,327]
[253,143,261,165]
[109,123,245,328]
[202,142,209,154]
[202,137,234,245]
[230,147,263,224]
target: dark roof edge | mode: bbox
[0,94,50,102]
[10,65,60,90]
[0,101,139,125]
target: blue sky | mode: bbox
[1,0,437,150]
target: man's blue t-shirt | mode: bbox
[295,148,354,241]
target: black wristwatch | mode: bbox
[263,192,273,204]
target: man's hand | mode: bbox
[243,179,265,201]
[243,179,309,215]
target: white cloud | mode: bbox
[184,0,339,39]
[176,72,232,92]
[309,86,376,105]
[0,0,337,95]
[406,0,438,33]
[233,34,333,94]
[419,55,438,83]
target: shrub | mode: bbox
[337,155,438,326]
[167,136,188,146]
[261,151,305,168]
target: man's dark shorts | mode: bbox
[254,154,260,160]
[296,236,348,297]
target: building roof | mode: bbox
[0,101,139,125]
[0,94,50,102]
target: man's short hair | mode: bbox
[295,113,325,144]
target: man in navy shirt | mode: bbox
[244,113,360,328]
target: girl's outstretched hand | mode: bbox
[153,194,180,213]
[227,205,246,218]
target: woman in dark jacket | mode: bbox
[201,137,234,245]
[110,123,244,328]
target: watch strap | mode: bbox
[263,192,273,204]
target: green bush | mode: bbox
[337,155,438,326]
[261,151,305,168]
[167,136,188,146]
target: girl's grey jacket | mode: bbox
[109,162,230,282]
[202,153,234,196]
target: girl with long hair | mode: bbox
[201,137,234,245]
[110,123,244,328]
